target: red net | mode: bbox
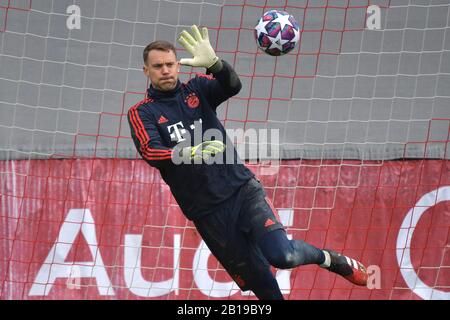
[1,0,449,300]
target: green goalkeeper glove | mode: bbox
[182,140,225,162]
[177,25,219,69]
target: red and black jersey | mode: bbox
[128,60,254,220]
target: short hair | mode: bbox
[143,41,177,65]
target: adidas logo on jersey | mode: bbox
[158,115,169,124]
[264,218,275,228]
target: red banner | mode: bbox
[0,159,449,299]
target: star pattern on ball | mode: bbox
[254,17,271,39]
[267,31,290,51]
[271,11,294,31]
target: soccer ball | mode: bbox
[254,10,300,56]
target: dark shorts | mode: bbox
[193,178,284,291]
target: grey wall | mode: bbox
[0,0,449,161]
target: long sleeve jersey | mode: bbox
[128,60,254,220]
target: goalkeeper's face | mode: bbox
[144,49,180,91]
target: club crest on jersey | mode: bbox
[185,93,199,109]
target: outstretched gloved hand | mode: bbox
[177,25,219,69]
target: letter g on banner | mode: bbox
[396,186,450,300]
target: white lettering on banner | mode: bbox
[396,186,450,300]
[29,209,114,296]
[66,265,81,290]
[124,234,180,297]
[193,240,241,298]
[30,208,295,297]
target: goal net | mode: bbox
[0,0,449,300]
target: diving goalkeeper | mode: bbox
[127,25,368,300]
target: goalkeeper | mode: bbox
[128,25,368,300]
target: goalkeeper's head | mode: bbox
[143,41,180,92]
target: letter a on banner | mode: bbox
[29,209,114,296]
[124,234,181,297]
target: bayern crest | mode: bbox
[185,92,199,108]
[254,10,300,56]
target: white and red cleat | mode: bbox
[321,249,368,286]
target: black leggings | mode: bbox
[249,229,325,300]
[258,229,325,269]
